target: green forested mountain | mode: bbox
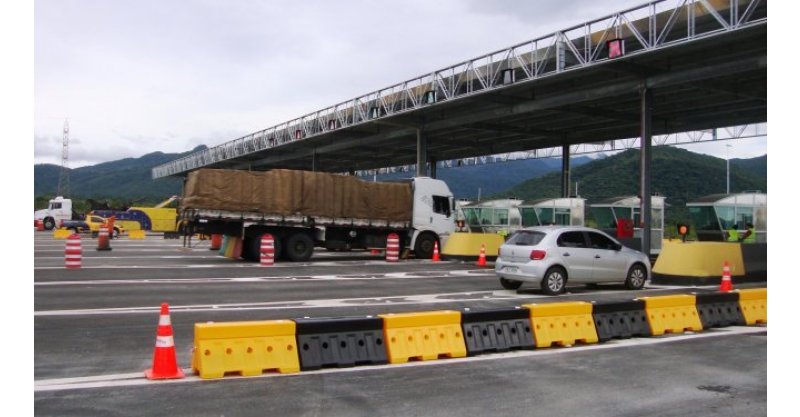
[493,146,767,225]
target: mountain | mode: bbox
[34,146,208,202]
[492,146,767,224]
[375,156,592,199]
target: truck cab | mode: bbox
[34,196,78,230]
[409,177,456,258]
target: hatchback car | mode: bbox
[494,226,650,295]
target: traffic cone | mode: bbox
[432,241,441,262]
[720,261,733,292]
[476,244,487,267]
[96,226,112,251]
[145,303,185,380]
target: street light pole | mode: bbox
[726,144,732,194]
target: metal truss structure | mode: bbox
[153,0,766,179]
[354,123,766,176]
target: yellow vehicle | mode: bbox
[61,214,124,238]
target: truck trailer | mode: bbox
[179,169,456,262]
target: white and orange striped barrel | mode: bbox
[65,233,82,269]
[386,233,400,262]
[260,234,275,266]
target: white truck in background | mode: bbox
[179,169,456,262]
[34,196,80,230]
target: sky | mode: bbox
[31,0,767,169]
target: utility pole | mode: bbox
[57,119,71,197]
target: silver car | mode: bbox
[495,226,650,295]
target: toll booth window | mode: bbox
[520,208,539,227]
[737,207,754,227]
[494,209,509,225]
[715,206,736,229]
[589,207,616,229]
[588,232,616,250]
[507,230,546,246]
[535,208,554,225]
[463,208,481,227]
[652,208,664,229]
[480,209,494,225]
[689,206,719,231]
[432,196,451,217]
[557,231,588,248]
[555,208,571,226]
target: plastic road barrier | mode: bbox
[64,234,82,269]
[260,234,275,266]
[192,320,300,379]
[294,316,387,371]
[379,310,466,364]
[386,233,400,262]
[460,307,535,356]
[523,302,598,348]
[735,288,767,325]
[638,294,703,336]
[591,300,652,342]
[694,291,746,328]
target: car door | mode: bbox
[587,231,629,282]
[555,231,593,282]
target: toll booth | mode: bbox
[687,192,767,242]
[458,198,585,235]
[588,196,665,255]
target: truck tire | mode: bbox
[414,233,437,259]
[43,217,55,230]
[284,233,314,262]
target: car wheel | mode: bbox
[541,266,567,295]
[625,264,647,290]
[499,277,522,290]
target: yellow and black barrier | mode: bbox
[735,288,767,325]
[638,294,703,336]
[192,320,300,379]
[294,316,387,371]
[694,291,746,328]
[591,300,651,342]
[186,288,766,380]
[460,307,535,356]
[378,310,467,363]
[53,228,71,239]
[652,240,767,285]
[523,302,598,348]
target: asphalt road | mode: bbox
[34,233,767,416]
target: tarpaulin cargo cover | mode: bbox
[181,169,413,222]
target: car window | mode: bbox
[557,231,587,248]
[506,230,546,246]
[588,232,618,250]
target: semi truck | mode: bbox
[178,168,456,262]
[34,196,81,230]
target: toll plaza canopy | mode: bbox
[152,0,766,179]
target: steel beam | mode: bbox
[417,129,428,177]
[640,87,653,256]
[561,144,571,198]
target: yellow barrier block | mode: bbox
[379,311,466,364]
[53,229,71,239]
[652,240,745,277]
[441,232,505,259]
[128,230,146,239]
[736,288,767,325]
[192,320,300,379]
[523,302,598,348]
[639,295,703,336]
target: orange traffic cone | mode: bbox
[476,244,487,267]
[720,261,733,292]
[145,302,185,380]
[432,241,440,262]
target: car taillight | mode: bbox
[530,250,546,260]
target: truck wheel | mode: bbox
[43,218,55,230]
[414,233,437,259]
[284,233,314,262]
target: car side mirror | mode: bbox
[613,243,622,251]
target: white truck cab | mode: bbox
[409,177,456,257]
[34,196,75,230]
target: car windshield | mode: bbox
[506,230,546,246]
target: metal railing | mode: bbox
[152,0,766,179]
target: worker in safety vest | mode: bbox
[741,223,756,243]
[726,224,740,242]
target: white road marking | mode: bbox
[33,325,766,392]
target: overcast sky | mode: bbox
[33,0,766,168]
